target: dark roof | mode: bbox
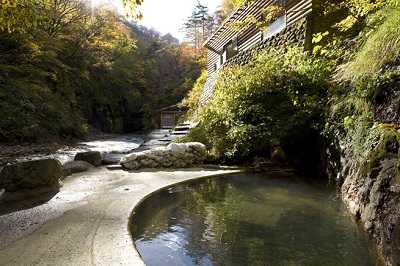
[156,104,189,113]
[203,0,275,52]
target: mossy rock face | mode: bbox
[358,130,400,180]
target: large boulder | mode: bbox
[120,142,206,170]
[74,151,102,167]
[0,159,62,192]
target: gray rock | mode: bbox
[62,161,95,174]
[0,159,62,192]
[63,168,73,177]
[102,153,125,165]
[341,155,400,265]
[74,151,102,167]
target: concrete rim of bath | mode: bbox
[0,166,242,266]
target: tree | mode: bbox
[0,0,39,32]
[182,1,209,51]
[121,0,144,19]
[182,47,333,165]
[35,0,87,37]
[0,0,150,140]
[325,0,387,32]
[0,0,143,33]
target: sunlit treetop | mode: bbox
[121,0,144,19]
[0,0,144,33]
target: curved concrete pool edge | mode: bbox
[95,168,242,266]
[0,166,242,266]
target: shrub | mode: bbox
[183,47,334,165]
[334,0,400,83]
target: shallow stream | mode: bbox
[1,134,144,167]
[132,173,379,266]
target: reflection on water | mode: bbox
[132,173,379,266]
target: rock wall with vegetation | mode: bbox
[326,84,400,264]
[322,2,400,263]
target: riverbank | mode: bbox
[0,132,146,168]
[0,129,241,265]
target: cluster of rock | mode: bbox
[0,143,207,193]
[0,151,102,193]
[120,142,206,170]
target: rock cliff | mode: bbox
[326,89,400,264]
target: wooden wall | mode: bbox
[286,0,312,25]
[207,50,220,79]
[205,0,313,77]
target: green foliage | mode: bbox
[0,0,205,142]
[336,117,400,181]
[0,1,146,142]
[328,71,400,131]
[334,0,400,83]
[121,0,144,19]
[181,70,207,118]
[183,47,333,163]
[0,0,37,33]
[325,0,386,32]
[326,2,400,132]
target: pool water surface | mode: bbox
[131,173,379,265]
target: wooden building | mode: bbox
[157,105,189,129]
[200,0,337,103]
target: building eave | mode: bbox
[203,0,276,52]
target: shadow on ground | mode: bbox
[0,186,59,215]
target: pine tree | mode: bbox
[182,1,209,51]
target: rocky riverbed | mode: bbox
[0,134,145,170]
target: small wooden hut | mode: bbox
[157,104,189,129]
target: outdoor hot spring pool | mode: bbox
[131,173,380,265]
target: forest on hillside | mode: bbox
[0,0,230,143]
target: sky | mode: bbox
[135,0,221,41]
[94,0,221,42]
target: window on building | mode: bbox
[220,35,238,66]
[261,0,286,40]
[262,14,286,39]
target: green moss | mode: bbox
[356,127,400,180]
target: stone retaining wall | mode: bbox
[120,142,206,170]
